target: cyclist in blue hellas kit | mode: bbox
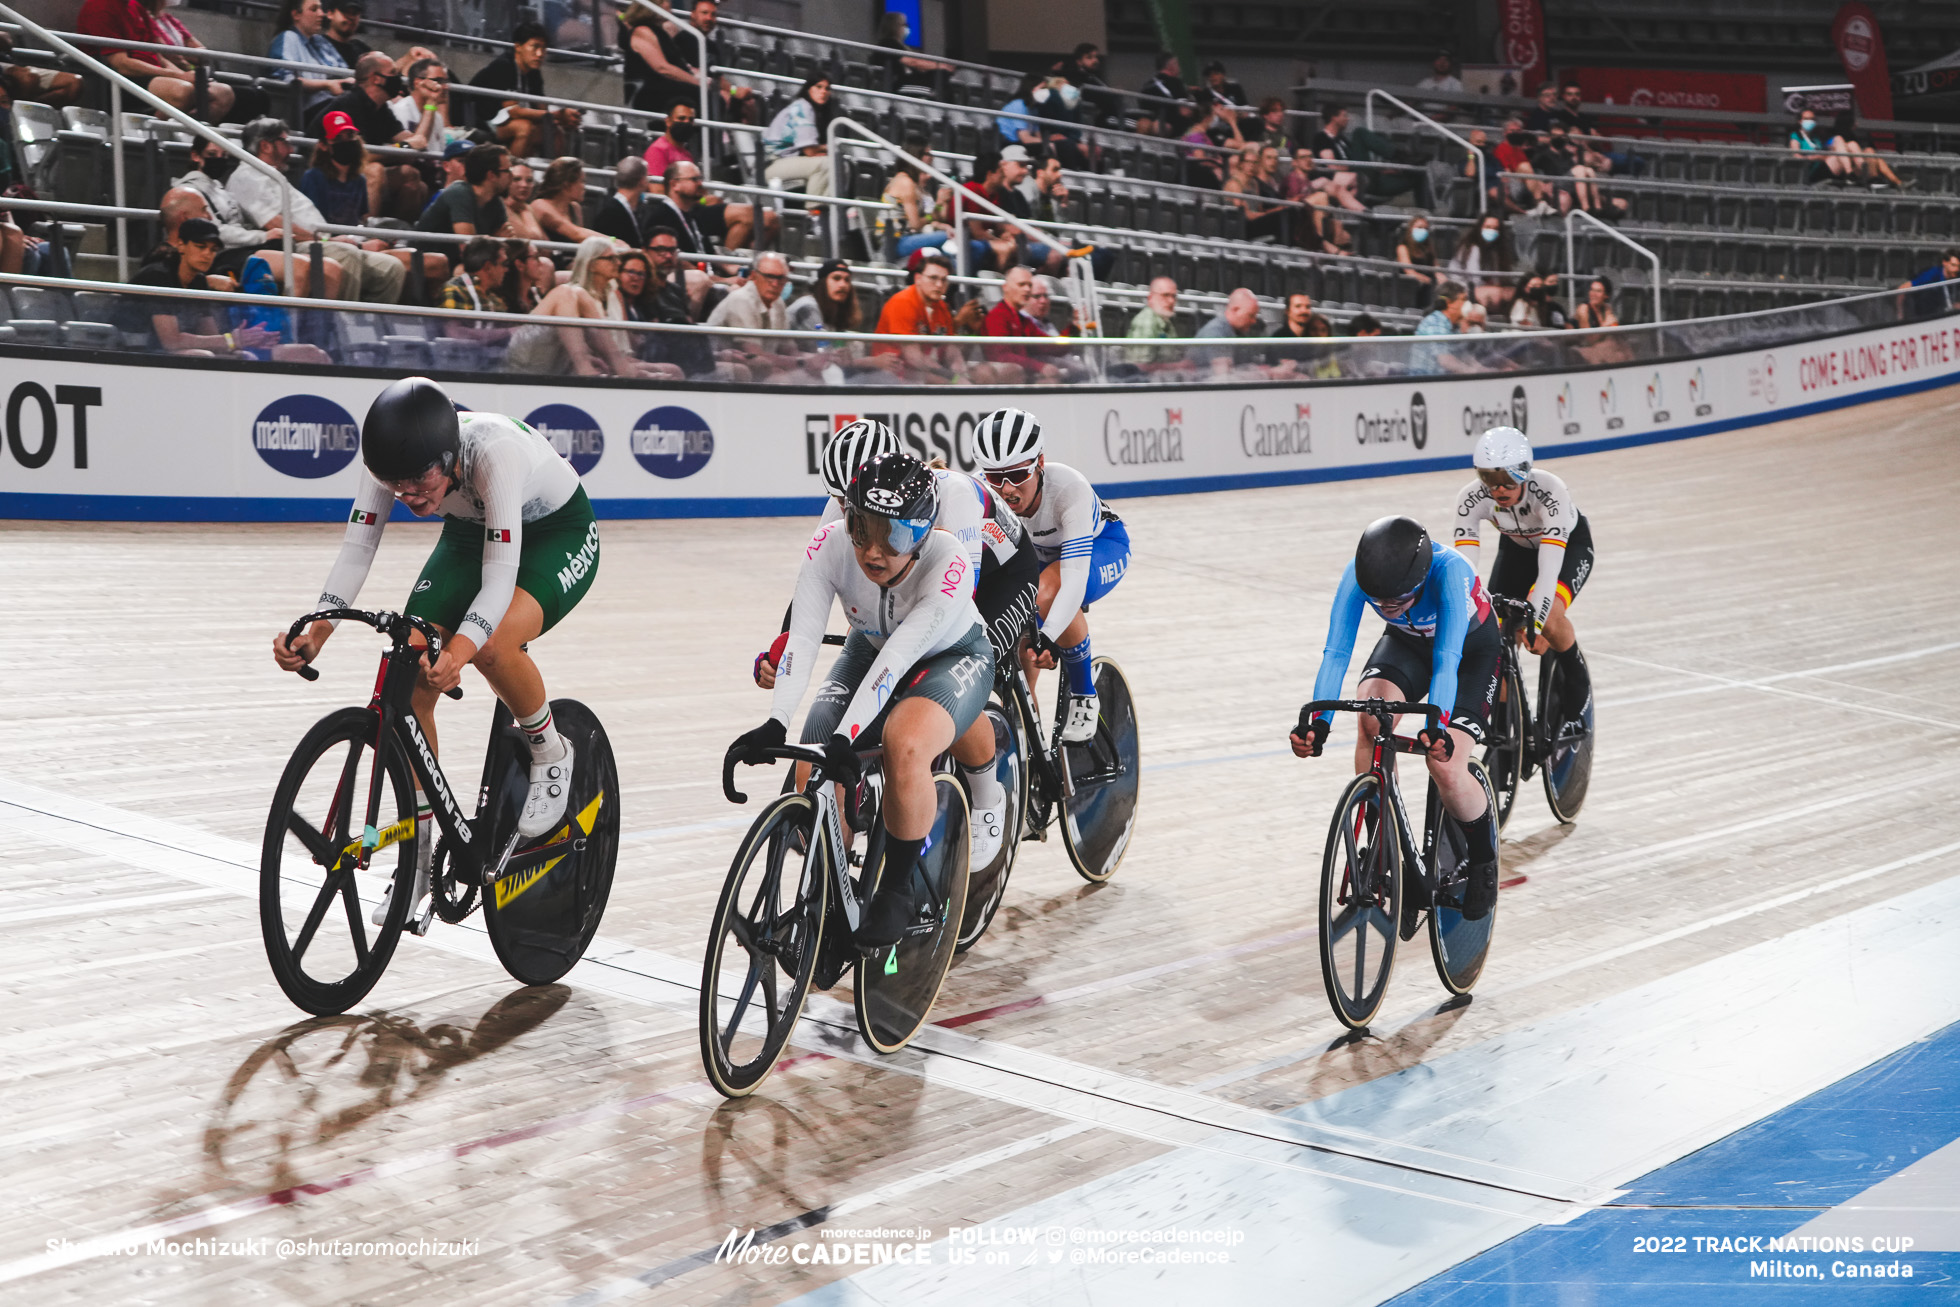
[1291,516,1502,921]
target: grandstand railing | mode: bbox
[10,271,1948,389]
[623,1,711,169]
[1364,89,1484,214]
[1566,210,1661,322]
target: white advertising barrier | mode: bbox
[0,315,1955,521]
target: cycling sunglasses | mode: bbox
[983,462,1038,488]
[1476,464,1528,489]
[845,507,931,554]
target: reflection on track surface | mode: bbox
[1,388,1958,1304]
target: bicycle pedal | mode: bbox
[409,903,435,936]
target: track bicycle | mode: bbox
[261,607,620,1016]
[1482,596,1596,829]
[955,625,1141,951]
[1304,699,1500,1031]
[700,739,971,1097]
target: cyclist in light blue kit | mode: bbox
[1291,515,1502,921]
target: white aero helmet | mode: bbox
[973,407,1044,470]
[1473,425,1532,488]
[820,418,901,497]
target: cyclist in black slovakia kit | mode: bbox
[272,378,600,922]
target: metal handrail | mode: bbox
[0,3,291,284]
[709,12,1011,87]
[1364,89,1483,214]
[1566,208,1662,323]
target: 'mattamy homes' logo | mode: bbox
[631,405,714,478]
[1409,393,1428,450]
[1510,384,1528,432]
[252,395,359,479]
[525,404,604,475]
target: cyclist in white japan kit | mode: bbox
[727,452,997,949]
[753,419,1040,866]
[1451,426,1593,711]
[272,377,600,924]
[972,407,1131,743]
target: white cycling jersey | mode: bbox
[1018,460,1106,642]
[771,522,984,741]
[319,412,580,648]
[816,468,1026,592]
[1450,467,1579,634]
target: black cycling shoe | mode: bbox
[854,883,916,950]
[1461,856,1499,921]
[1398,869,1429,941]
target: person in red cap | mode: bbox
[309,51,428,220]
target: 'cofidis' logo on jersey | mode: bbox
[252,395,360,479]
[525,404,604,474]
[631,405,714,478]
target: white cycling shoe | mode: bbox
[970,805,1005,868]
[517,742,576,840]
[1060,693,1100,744]
[372,851,432,927]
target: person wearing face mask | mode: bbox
[1789,107,1850,186]
[1029,75,1092,171]
[1508,272,1561,329]
[167,139,342,298]
[310,52,429,219]
[1394,212,1438,300]
[300,113,376,227]
[1447,213,1516,312]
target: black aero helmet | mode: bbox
[362,376,461,483]
[1353,515,1433,600]
[845,451,938,553]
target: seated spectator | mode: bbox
[417,142,512,239]
[1531,123,1625,218]
[981,265,1064,384]
[642,104,773,249]
[873,255,967,383]
[786,257,902,379]
[1572,275,1619,329]
[1027,154,1115,279]
[268,0,350,117]
[1412,281,1471,374]
[1028,75,1093,171]
[501,237,553,312]
[1136,51,1191,138]
[1448,213,1516,312]
[76,0,233,119]
[707,251,808,380]
[1351,313,1381,336]
[650,159,755,309]
[1556,81,1641,177]
[960,151,1018,274]
[438,235,514,345]
[641,226,728,374]
[1123,275,1184,371]
[1463,126,1504,213]
[594,155,654,247]
[1308,104,1367,213]
[762,75,836,197]
[468,22,581,157]
[997,71,1047,153]
[0,31,80,109]
[882,138,955,261]
[1901,249,1960,318]
[530,156,606,244]
[1493,118,1548,213]
[1509,271,1566,328]
[1180,91,1239,189]
[124,217,326,361]
[232,117,431,299]
[1789,107,1846,186]
[611,250,687,378]
[1394,213,1438,299]
[310,56,430,219]
[987,147,1066,276]
[1192,287,1269,377]
[643,101,700,182]
[1415,50,1462,101]
[1065,43,1120,130]
[1460,301,1489,332]
[322,0,371,64]
[299,113,370,226]
[1223,144,1285,240]
[168,139,346,298]
[1256,97,1291,151]
[392,56,454,154]
[622,0,752,122]
[1828,110,1907,189]
[503,160,547,241]
[1200,59,1250,113]
[506,236,664,376]
[1523,82,1561,134]
[1265,289,1331,373]
[873,11,951,89]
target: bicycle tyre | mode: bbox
[260,707,417,1016]
[1317,771,1400,1031]
[1541,648,1595,824]
[1059,658,1140,884]
[1425,762,1499,995]
[482,699,621,985]
[956,695,1028,953]
[1482,652,1527,832]
[855,773,971,1054]
[700,791,827,1098]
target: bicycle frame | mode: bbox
[1307,698,1445,892]
[723,742,879,937]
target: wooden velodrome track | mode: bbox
[3,386,1958,1304]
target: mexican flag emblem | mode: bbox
[486,527,513,543]
[350,508,379,525]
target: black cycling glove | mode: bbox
[822,733,863,789]
[728,718,786,765]
[1293,711,1329,757]
[1416,725,1455,760]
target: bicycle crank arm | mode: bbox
[496,834,589,879]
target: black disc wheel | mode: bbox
[1059,658,1140,884]
[1540,647,1595,824]
[1482,653,1527,831]
[700,792,827,1098]
[956,696,1028,953]
[260,707,417,1016]
[483,699,621,986]
[855,774,971,1054]
[1425,763,1499,995]
[1317,772,1401,1031]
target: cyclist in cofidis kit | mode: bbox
[727,452,996,949]
[971,407,1131,744]
[272,377,598,922]
[752,419,1039,866]
[1451,425,1593,712]
[1291,516,1502,921]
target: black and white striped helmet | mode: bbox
[973,407,1044,471]
[820,419,901,497]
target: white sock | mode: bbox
[516,703,566,766]
[961,759,1004,812]
[414,798,433,875]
